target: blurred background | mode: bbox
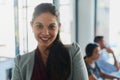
[0,0,120,79]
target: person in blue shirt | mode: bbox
[94,36,120,73]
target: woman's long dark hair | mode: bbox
[47,33,71,80]
[32,3,71,80]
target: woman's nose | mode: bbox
[42,28,49,35]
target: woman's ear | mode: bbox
[30,21,33,27]
[58,23,61,31]
[30,21,34,32]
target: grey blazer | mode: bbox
[12,43,88,80]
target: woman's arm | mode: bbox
[71,43,89,80]
[89,74,98,80]
[100,70,120,80]
[106,47,120,70]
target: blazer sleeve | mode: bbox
[69,43,89,80]
[11,55,22,80]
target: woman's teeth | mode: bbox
[41,37,49,41]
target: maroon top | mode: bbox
[31,48,49,80]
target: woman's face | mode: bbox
[91,46,100,60]
[31,12,60,48]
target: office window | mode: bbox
[0,1,15,79]
[96,0,120,62]
[0,0,15,57]
[59,0,73,44]
[96,0,109,39]
[109,0,120,62]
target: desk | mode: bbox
[111,70,120,77]
[105,71,120,80]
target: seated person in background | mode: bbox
[94,36,120,73]
[84,43,120,80]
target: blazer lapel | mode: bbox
[26,52,35,80]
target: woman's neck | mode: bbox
[38,45,47,53]
[38,45,49,65]
[85,57,94,64]
[85,57,95,68]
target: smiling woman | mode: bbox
[11,3,88,80]
[31,12,60,50]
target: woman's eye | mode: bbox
[49,25,56,30]
[36,24,43,29]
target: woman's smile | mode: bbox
[40,36,51,42]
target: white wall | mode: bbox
[78,0,95,56]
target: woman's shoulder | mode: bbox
[65,42,81,52]
[14,50,35,66]
[65,42,81,57]
[16,50,35,59]
[65,42,80,48]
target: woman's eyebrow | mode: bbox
[34,22,42,24]
[49,23,56,25]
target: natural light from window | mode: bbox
[110,0,120,62]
